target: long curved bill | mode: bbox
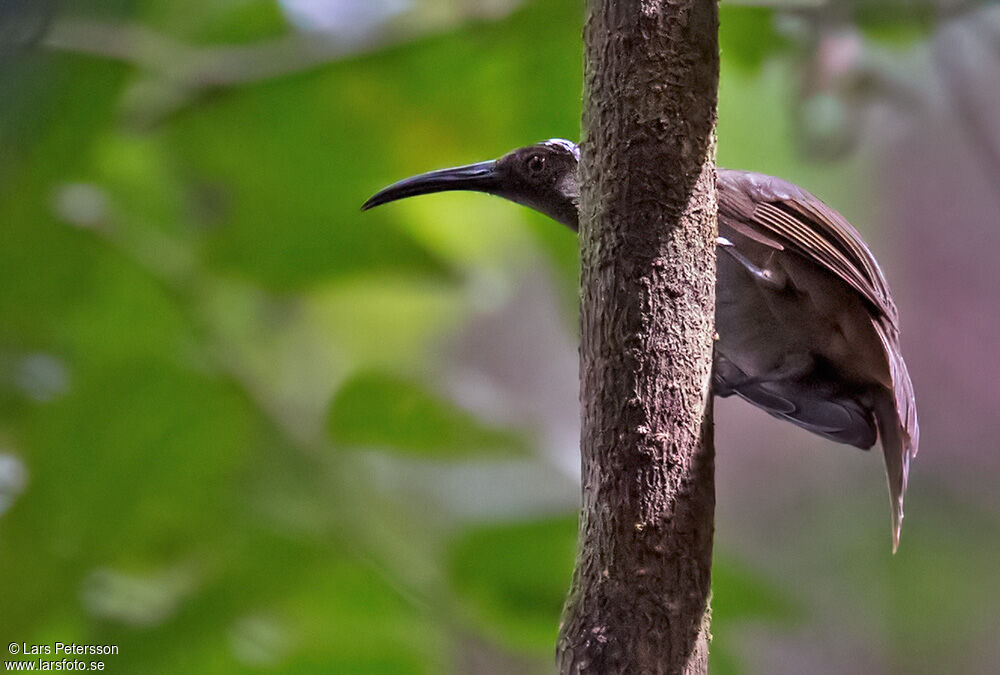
[361,160,499,211]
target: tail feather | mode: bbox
[875,395,914,554]
[873,321,919,553]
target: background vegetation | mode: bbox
[2,0,1000,672]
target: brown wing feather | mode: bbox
[874,320,920,458]
[718,169,899,329]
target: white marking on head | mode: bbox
[542,139,580,160]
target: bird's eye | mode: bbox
[527,155,545,174]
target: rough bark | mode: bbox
[556,1,719,674]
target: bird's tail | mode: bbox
[874,323,920,554]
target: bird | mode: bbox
[363,139,918,551]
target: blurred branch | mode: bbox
[43,18,419,88]
[0,0,55,55]
[41,0,526,90]
[40,9,521,126]
[933,6,1000,188]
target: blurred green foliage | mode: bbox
[2,1,995,673]
[329,372,529,457]
[448,517,576,655]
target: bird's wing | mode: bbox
[714,354,879,449]
[718,169,899,330]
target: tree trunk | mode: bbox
[556,1,720,674]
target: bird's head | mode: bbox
[362,139,581,230]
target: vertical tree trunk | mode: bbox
[556,1,720,674]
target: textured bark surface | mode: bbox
[556,1,719,674]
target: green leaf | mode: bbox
[855,5,936,47]
[447,517,576,654]
[328,371,529,457]
[720,6,786,74]
[139,0,290,45]
[708,554,800,675]
[711,555,799,624]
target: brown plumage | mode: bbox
[716,170,918,551]
[363,140,919,550]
